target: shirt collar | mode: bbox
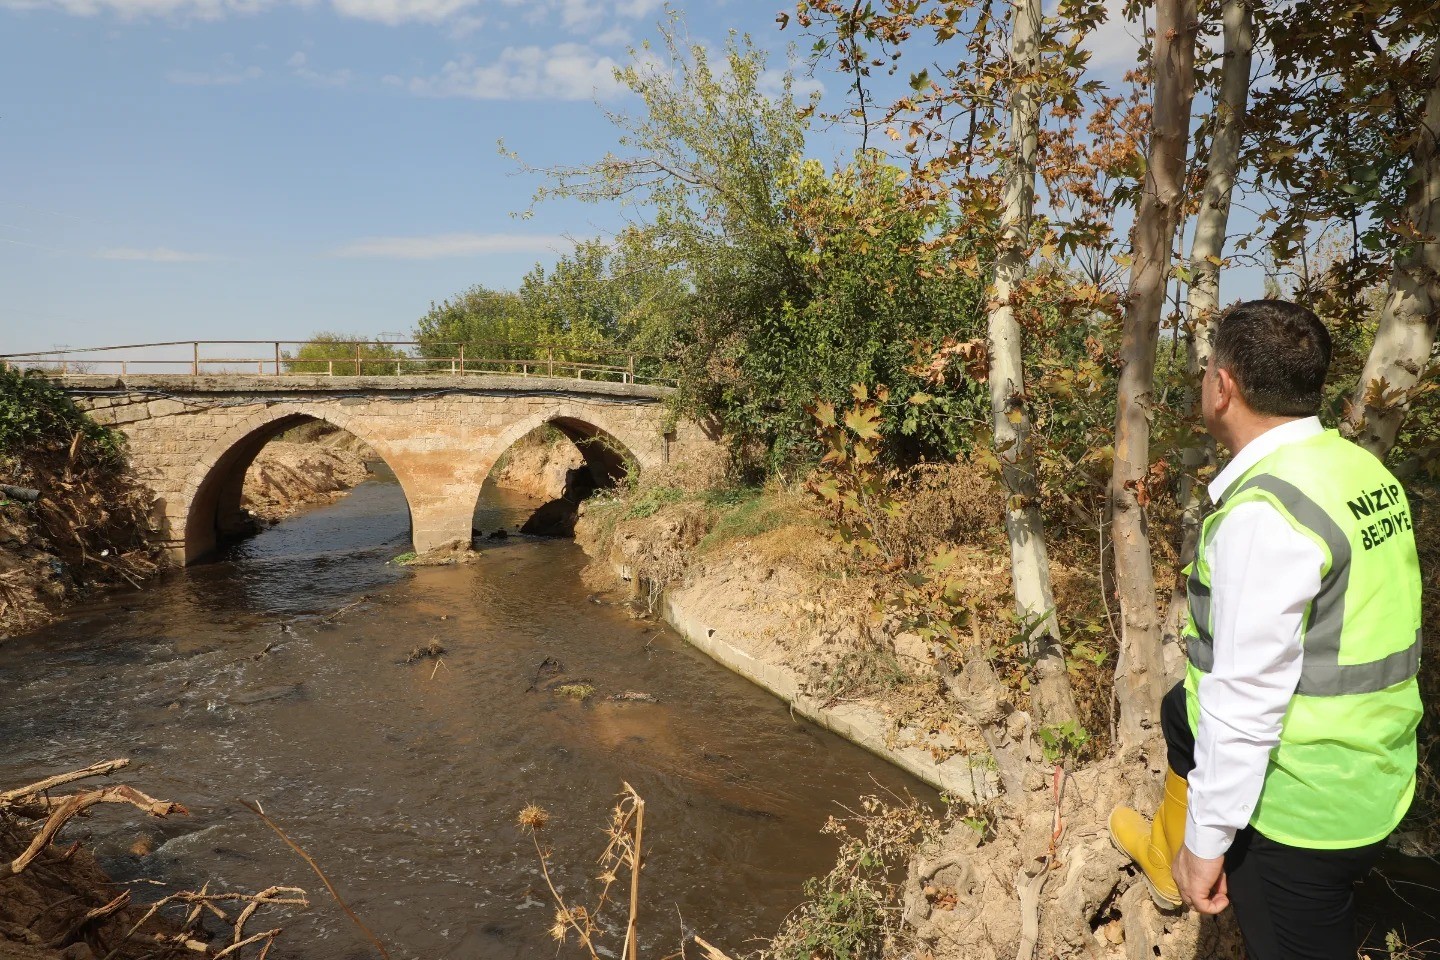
[1208,416,1325,504]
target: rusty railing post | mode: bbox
[354,343,362,376]
[192,342,199,375]
[627,354,635,384]
[274,342,281,375]
[459,344,465,374]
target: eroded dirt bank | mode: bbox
[569,472,1207,959]
[239,421,376,524]
[0,374,161,642]
[571,456,1433,959]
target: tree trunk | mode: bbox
[1162,0,1254,663]
[989,0,1078,727]
[1344,44,1440,458]
[1110,0,1198,750]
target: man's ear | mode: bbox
[1213,366,1238,414]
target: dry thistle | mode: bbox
[550,907,572,942]
[518,803,550,832]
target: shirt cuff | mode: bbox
[1184,817,1235,860]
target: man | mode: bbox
[1109,299,1424,960]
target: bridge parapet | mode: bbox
[2,340,674,386]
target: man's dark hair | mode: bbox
[1212,299,1332,417]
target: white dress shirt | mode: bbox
[1184,417,1326,860]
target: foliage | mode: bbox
[623,485,687,519]
[808,385,907,563]
[1242,3,1436,319]
[509,20,993,475]
[553,683,595,702]
[283,333,411,376]
[696,488,793,552]
[0,368,123,463]
[414,285,538,361]
[1037,720,1091,765]
[414,237,688,382]
[766,795,941,960]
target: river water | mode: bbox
[0,469,929,959]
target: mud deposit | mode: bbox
[0,470,928,959]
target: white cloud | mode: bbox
[328,0,473,24]
[590,23,631,47]
[613,0,661,17]
[166,53,263,85]
[404,43,624,100]
[97,247,222,262]
[1078,0,1146,70]
[287,50,352,86]
[0,0,272,18]
[331,233,571,259]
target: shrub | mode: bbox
[0,368,123,462]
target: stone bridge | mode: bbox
[56,374,717,564]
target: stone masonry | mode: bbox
[59,373,718,564]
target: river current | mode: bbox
[0,469,928,959]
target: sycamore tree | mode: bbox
[1239,2,1438,458]
[1165,0,1255,651]
[789,0,1145,728]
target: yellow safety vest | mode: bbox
[1183,430,1423,849]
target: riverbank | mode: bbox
[571,459,1438,959]
[0,371,161,642]
[240,422,377,525]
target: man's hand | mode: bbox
[1172,845,1229,914]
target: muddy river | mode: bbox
[0,470,929,959]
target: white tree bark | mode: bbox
[989,0,1078,727]
[1110,0,1198,750]
[1163,0,1254,661]
[1345,44,1440,458]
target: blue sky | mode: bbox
[0,0,1183,355]
[0,0,833,353]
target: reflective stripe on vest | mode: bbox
[1185,473,1422,696]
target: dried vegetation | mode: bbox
[0,370,161,641]
[0,761,308,960]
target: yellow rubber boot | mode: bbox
[1108,768,1187,909]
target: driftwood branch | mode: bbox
[103,886,307,960]
[2,785,188,879]
[693,935,739,960]
[45,891,132,949]
[240,799,391,960]
[0,758,129,805]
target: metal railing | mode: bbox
[0,340,675,387]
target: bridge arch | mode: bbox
[478,406,646,491]
[177,404,416,564]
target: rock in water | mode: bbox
[232,682,305,705]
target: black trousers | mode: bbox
[1160,682,1385,960]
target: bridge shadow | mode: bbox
[472,417,636,542]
